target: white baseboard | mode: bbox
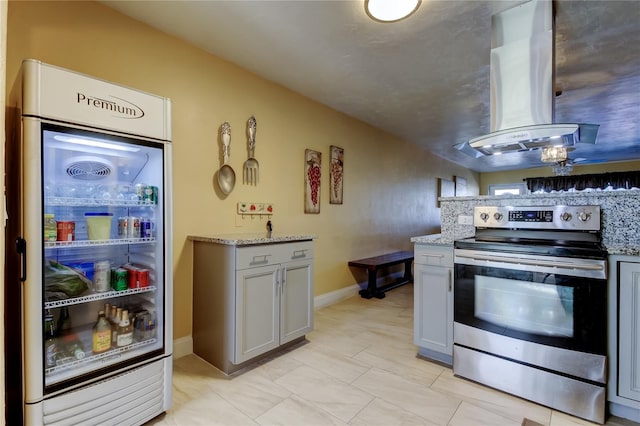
[609,402,640,422]
[314,284,360,310]
[173,335,193,359]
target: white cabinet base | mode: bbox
[609,402,640,423]
[608,255,640,423]
[417,347,452,366]
[193,240,313,375]
[413,244,454,366]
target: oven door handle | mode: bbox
[455,252,605,272]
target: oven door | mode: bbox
[454,249,607,356]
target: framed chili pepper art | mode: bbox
[329,145,344,205]
[304,149,322,214]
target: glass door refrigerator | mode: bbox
[5,59,173,425]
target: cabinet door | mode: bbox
[235,264,280,364]
[414,263,453,356]
[280,260,314,344]
[619,262,640,402]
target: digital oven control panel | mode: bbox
[473,205,601,230]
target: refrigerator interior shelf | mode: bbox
[45,338,157,377]
[46,197,158,208]
[45,237,156,249]
[45,286,157,309]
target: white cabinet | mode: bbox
[234,253,314,364]
[413,243,454,365]
[193,239,313,374]
[608,255,640,422]
[235,264,280,363]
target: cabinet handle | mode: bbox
[421,253,444,258]
[292,249,308,259]
[448,269,452,292]
[251,254,272,265]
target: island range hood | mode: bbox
[466,0,598,157]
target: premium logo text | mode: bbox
[77,93,145,119]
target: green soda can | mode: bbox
[112,268,128,291]
[143,186,158,204]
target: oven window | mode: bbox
[475,275,574,338]
[454,263,606,355]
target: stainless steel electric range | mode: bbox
[453,205,607,424]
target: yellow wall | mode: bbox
[6,1,479,340]
[480,160,640,195]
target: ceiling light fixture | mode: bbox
[365,0,421,23]
[541,146,568,163]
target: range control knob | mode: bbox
[480,212,489,222]
[578,211,592,222]
[493,212,503,221]
[561,212,572,221]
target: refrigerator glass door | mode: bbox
[41,123,166,393]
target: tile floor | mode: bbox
[147,284,636,426]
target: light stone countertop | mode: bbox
[410,233,449,245]
[604,244,640,256]
[411,232,473,245]
[188,233,316,246]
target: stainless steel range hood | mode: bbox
[466,0,598,157]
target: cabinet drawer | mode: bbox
[236,241,314,270]
[414,244,453,267]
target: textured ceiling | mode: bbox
[101,0,640,172]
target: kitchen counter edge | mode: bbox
[606,246,640,256]
[411,233,471,245]
[188,233,316,246]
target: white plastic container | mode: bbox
[85,213,113,240]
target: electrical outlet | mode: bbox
[458,215,474,225]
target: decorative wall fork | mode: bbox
[243,116,259,185]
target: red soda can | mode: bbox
[125,266,139,288]
[137,268,150,287]
[56,221,75,242]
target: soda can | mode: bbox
[125,265,139,288]
[140,218,153,238]
[94,260,111,292]
[117,217,128,238]
[134,183,147,201]
[111,268,128,291]
[128,216,141,238]
[56,221,75,242]
[143,186,158,204]
[137,268,150,287]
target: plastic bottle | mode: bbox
[111,308,122,347]
[109,305,118,324]
[62,334,85,360]
[116,310,133,347]
[57,307,71,337]
[92,311,111,354]
[44,311,57,368]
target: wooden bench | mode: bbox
[348,251,414,299]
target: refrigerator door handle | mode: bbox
[16,237,27,281]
